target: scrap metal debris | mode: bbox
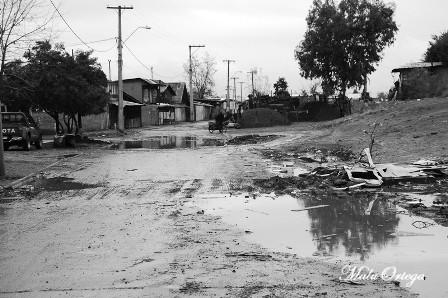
[412,220,436,229]
[344,148,447,187]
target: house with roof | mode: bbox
[167,82,190,122]
[108,78,190,127]
[392,62,448,100]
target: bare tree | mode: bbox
[0,0,51,176]
[251,67,270,96]
[184,52,217,99]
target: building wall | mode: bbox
[82,112,108,131]
[31,111,109,134]
[175,107,187,122]
[124,106,142,129]
[195,105,212,121]
[141,105,158,126]
[401,67,448,100]
[159,110,175,125]
[123,81,143,102]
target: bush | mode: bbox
[238,108,289,128]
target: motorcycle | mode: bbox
[208,120,228,133]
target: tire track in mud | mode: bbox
[180,179,203,198]
[1,142,415,297]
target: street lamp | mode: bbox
[124,26,151,43]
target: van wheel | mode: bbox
[35,137,43,149]
[23,137,31,151]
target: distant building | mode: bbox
[392,62,448,100]
[167,82,190,122]
[108,78,191,127]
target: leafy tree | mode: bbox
[295,0,398,112]
[424,31,448,64]
[184,52,217,99]
[22,40,108,133]
[273,77,290,97]
[1,60,34,112]
[0,0,51,177]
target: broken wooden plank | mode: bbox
[291,204,330,212]
[333,182,366,191]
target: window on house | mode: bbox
[143,89,149,103]
[150,90,157,103]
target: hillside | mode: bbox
[312,97,448,163]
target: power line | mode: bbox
[133,10,184,46]
[153,70,185,80]
[67,37,116,47]
[122,41,152,73]
[49,0,95,50]
[123,41,184,80]
[49,0,114,52]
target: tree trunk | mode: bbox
[48,111,63,134]
[73,114,79,135]
[338,84,347,117]
[0,60,6,177]
[77,113,82,134]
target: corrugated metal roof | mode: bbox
[109,100,143,107]
[110,78,164,85]
[392,62,443,72]
[193,102,213,107]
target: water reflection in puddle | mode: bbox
[113,136,226,149]
[194,193,448,297]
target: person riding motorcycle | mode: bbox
[215,110,225,131]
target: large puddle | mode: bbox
[111,136,226,150]
[193,193,448,297]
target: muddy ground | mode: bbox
[254,98,448,226]
[2,98,447,297]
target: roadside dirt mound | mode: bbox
[239,108,289,128]
[312,97,448,163]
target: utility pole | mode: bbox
[189,45,205,122]
[223,59,235,111]
[239,82,244,102]
[107,5,133,132]
[108,59,112,92]
[0,86,4,176]
[230,76,238,111]
[107,59,112,130]
[150,66,154,79]
[108,59,112,81]
[248,70,256,98]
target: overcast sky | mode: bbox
[49,0,447,98]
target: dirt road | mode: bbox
[0,124,413,297]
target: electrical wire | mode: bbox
[49,0,115,53]
[122,41,152,73]
[67,37,116,47]
[153,70,185,80]
[132,10,186,47]
[123,41,185,81]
